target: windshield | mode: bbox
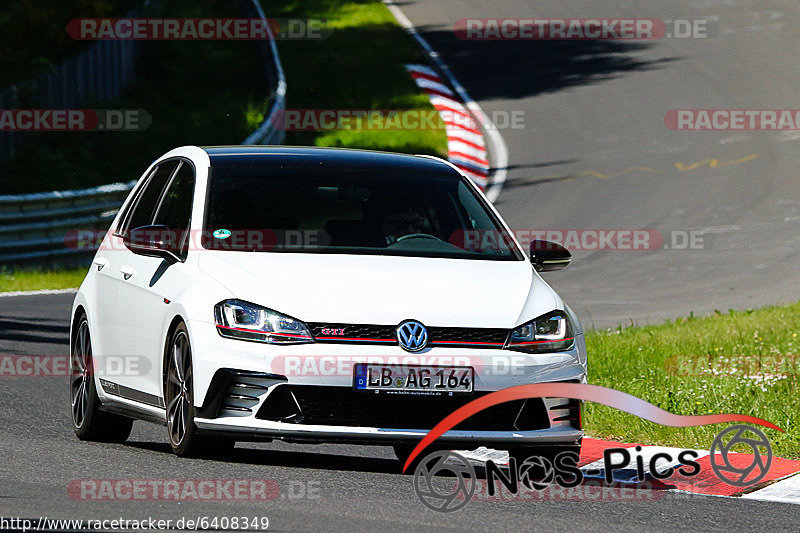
[202,163,522,260]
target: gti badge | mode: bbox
[396,320,428,352]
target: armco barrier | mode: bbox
[0,182,136,264]
[0,6,145,162]
[243,0,287,146]
[0,0,286,267]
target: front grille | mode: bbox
[307,323,394,341]
[256,385,550,431]
[307,322,509,348]
[428,326,508,345]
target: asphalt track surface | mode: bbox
[0,293,795,531]
[398,0,800,329]
[3,0,800,531]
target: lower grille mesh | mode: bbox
[257,385,550,431]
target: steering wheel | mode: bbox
[396,233,441,242]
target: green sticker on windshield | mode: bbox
[213,229,232,239]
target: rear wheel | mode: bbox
[70,315,133,442]
[165,323,234,457]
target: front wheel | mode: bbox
[70,315,133,442]
[165,323,234,457]
[393,443,417,463]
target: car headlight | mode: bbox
[505,310,575,353]
[214,299,314,344]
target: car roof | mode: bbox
[201,145,456,174]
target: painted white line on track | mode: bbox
[384,0,508,202]
[456,447,510,465]
[742,473,800,504]
[0,288,77,298]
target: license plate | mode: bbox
[353,364,474,393]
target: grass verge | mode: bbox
[2,0,446,194]
[270,0,447,155]
[584,304,800,458]
[0,268,86,292]
[3,0,267,194]
[0,0,139,87]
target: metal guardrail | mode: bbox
[0,0,286,267]
[242,0,287,146]
[0,182,136,264]
[0,8,145,161]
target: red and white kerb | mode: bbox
[405,64,489,189]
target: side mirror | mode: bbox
[530,239,571,272]
[124,225,182,263]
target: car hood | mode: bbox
[198,252,561,328]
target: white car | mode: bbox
[70,145,587,463]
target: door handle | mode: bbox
[93,257,109,271]
[120,265,135,280]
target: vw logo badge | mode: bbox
[396,320,428,352]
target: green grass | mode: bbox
[2,0,447,194]
[3,0,268,194]
[0,267,86,292]
[0,0,140,88]
[584,304,800,458]
[270,0,447,155]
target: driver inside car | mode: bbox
[382,209,433,245]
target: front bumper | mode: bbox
[187,319,587,447]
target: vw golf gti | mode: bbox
[69,146,587,463]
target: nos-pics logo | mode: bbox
[413,424,773,512]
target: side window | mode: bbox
[153,162,195,232]
[122,160,179,234]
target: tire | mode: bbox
[395,443,445,474]
[70,315,133,442]
[164,322,235,457]
[393,443,416,463]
